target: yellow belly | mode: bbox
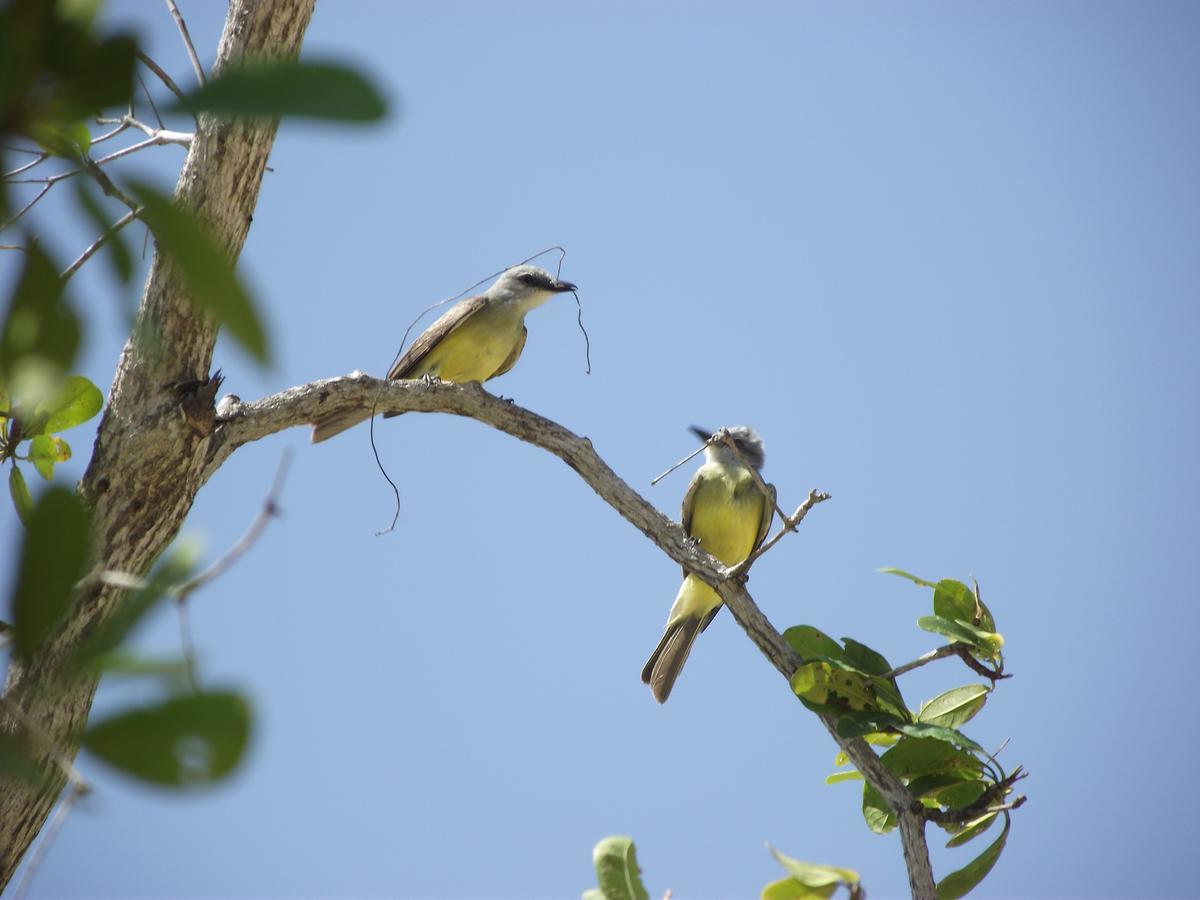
[670,466,765,621]
[409,307,524,382]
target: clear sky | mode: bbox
[5,1,1200,897]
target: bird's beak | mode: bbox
[551,279,577,293]
[689,425,713,444]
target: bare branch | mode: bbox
[11,781,89,900]
[165,0,207,87]
[137,49,188,102]
[880,644,960,680]
[1,183,51,230]
[61,207,142,282]
[3,154,49,179]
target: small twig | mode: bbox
[89,120,129,145]
[953,644,1010,682]
[1,182,52,230]
[61,207,142,282]
[0,696,89,792]
[971,576,985,625]
[137,49,188,102]
[81,157,139,214]
[165,0,207,87]
[137,71,166,129]
[879,644,959,680]
[3,153,49,178]
[175,599,200,691]
[731,489,832,575]
[925,768,1028,827]
[649,442,707,486]
[175,450,292,603]
[12,780,90,900]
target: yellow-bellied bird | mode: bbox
[311,265,576,443]
[642,426,776,703]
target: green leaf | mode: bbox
[9,465,33,525]
[893,723,983,753]
[172,59,387,122]
[127,180,269,364]
[27,119,91,158]
[98,651,193,681]
[836,711,904,739]
[783,625,845,662]
[880,738,982,781]
[862,782,895,834]
[82,691,252,787]
[824,770,864,785]
[590,836,649,900]
[936,815,1010,899]
[7,486,90,660]
[767,845,860,892]
[33,374,103,434]
[1,241,78,383]
[68,540,200,674]
[918,685,989,729]
[937,780,988,811]
[906,773,975,799]
[762,876,833,899]
[27,434,70,479]
[72,181,134,283]
[791,661,878,712]
[878,567,937,588]
[946,811,999,848]
[933,579,995,633]
[840,638,892,676]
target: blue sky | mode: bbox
[5,1,1200,897]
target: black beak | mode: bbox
[689,425,713,444]
[552,279,577,293]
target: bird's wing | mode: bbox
[754,481,777,553]
[387,293,489,380]
[678,469,705,578]
[490,325,527,379]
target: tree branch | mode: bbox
[206,373,938,898]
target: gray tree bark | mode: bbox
[0,0,315,887]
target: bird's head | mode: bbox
[490,265,577,309]
[690,425,766,470]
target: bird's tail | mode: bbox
[310,408,373,444]
[641,576,721,703]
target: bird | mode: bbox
[311,264,577,443]
[642,426,776,703]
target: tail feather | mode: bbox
[641,615,704,704]
[310,408,372,444]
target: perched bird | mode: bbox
[311,265,576,443]
[642,426,776,703]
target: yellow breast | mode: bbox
[409,304,524,383]
[688,466,765,566]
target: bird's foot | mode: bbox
[421,373,443,386]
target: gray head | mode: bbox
[489,264,576,309]
[690,425,766,470]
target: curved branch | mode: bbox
[208,372,937,898]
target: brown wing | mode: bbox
[678,470,704,578]
[754,481,777,553]
[387,294,489,380]
[489,325,527,380]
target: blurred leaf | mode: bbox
[767,845,859,894]
[68,540,200,674]
[32,374,102,435]
[172,59,387,122]
[582,891,606,900]
[784,625,844,662]
[862,782,895,834]
[936,815,1010,899]
[893,723,983,753]
[836,711,902,739]
[937,780,988,810]
[28,433,70,479]
[127,180,269,364]
[9,465,33,525]
[879,567,937,588]
[946,811,999,848]
[98,651,193,681]
[73,180,134,283]
[1,240,78,383]
[918,685,989,729]
[27,118,90,158]
[590,836,649,900]
[907,772,975,800]
[82,690,252,788]
[0,732,50,789]
[933,579,995,633]
[7,486,90,660]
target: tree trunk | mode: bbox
[0,0,315,886]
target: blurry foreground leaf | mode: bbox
[173,59,387,122]
[588,836,649,900]
[82,691,251,787]
[9,465,33,524]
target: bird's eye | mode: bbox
[518,273,537,285]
